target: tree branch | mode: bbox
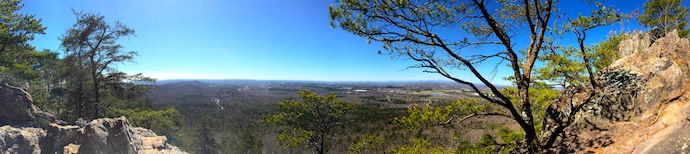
[440,112,513,126]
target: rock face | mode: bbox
[0,77,58,127]
[0,77,186,154]
[543,30,690,153]
[0,126,44,153]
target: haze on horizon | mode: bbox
[21,0,662,84]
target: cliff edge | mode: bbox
[0,77,186,154]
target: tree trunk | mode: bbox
[76,83,82,118]
[577,30,599,90]
[519,77,541,153]
[92,69,99,119]
[89,50,100,120]
[318,133,324,154]
[76,57,84,119]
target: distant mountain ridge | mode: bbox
[156,79,503,86]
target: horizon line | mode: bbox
[155,78,515,86]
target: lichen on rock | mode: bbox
[541,30,690,153]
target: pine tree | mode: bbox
[60,10,137,120]
[262,90,357,154]
[0,0,46,79]
[638,0,690,38]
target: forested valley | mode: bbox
[2,0,690,153]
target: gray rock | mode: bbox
[0,126,45,154]
[0,77,39,126]
[0,77,186,154]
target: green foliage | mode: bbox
[0,49,47,80]
[392,97,534,153]
[194,117,220,154]
[536,46,587,87]
[391,98,409,104]
[500,84,559,133]
[537,32,626,87]
[276,127,314,149]
[222,129,263,154]
[60,10,138,120]
[392,138,454,154]
[452,126,524,154]
[592,32,627,71]
[348,134,384,154]
[101,73,157,108]
[109,107,182,140]
[564,1,625,90]
[494,126,523,152]
[455,139,490,154]
[496,126,523,144]
[27,50,63,110]
[394,99,491,131]
[567,2,625,30]
[0,0,45,47]
[638,0,690,38]
[262,89,357,154]
[0,0,46,79]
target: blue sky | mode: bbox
[20,0,682,85]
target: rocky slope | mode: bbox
[543,30,690,153]
[0,77,186,154]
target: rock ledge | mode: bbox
[0,77,186,154]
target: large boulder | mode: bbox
[542,30,690,153]
[43,117,186,154]
[77,117,139,153]
[0,77,41,126]
[606,29,690,120]
[0,126,45,154]
[0,77,186,154]
[577,29,690,125]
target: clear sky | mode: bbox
[19,0,682,85]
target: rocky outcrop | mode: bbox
[543,30,690,153]
[0,77,59,127]
[43,117,185,154]
[0,77,186,154]
[0,126,44,153]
